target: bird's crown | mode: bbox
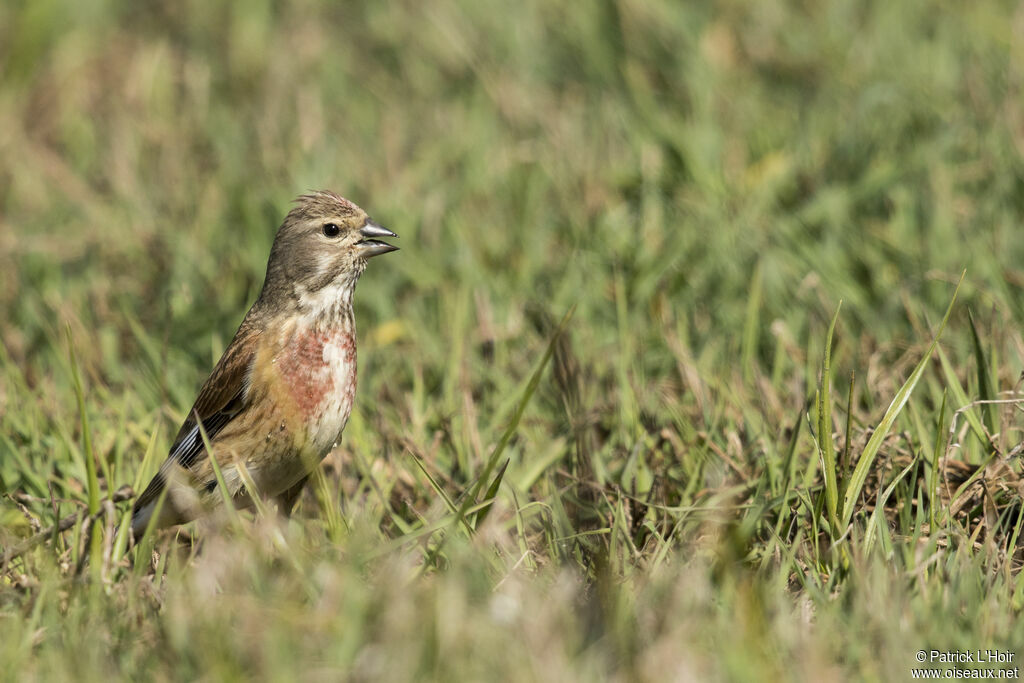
[285,191,363,224]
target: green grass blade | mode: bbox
[840,272,964,528]
[66,324,105,574]
[408,453,459,516]
[863,456,918,553]
[742,262,763,386]
[473,458,509,529]
[465,306,573,513]
[967,309,996,443]
[431,305,574,556]
[132,419,163,493]
[840,371,855,501]
[196,413,240,526]
[929,390,948,532]
[936,345,988,447]
[66,325,98,516]
[131,485,169,576]
[818,301,842,534]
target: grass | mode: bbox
[2,0,1024,680]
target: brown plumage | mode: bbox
[131,191,398,537]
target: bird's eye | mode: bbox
[322,223,341,238]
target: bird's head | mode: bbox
[260,190,398,308]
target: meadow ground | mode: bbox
[2,0,1024,680]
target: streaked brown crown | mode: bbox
[284,191,364,224]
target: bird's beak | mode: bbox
[357,220,399,258]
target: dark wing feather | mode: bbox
[168,389,247,470]
[133,322,260,513]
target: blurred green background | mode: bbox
[4,0,1021,381]
[2,0,1024,680]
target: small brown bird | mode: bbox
[131,191,397,537]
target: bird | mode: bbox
[130,191,398,538]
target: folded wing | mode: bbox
[132,322,260,528]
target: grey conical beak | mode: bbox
[357,220,399,258]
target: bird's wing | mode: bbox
[133,323,261,514]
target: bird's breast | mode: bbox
[272,319,357,454]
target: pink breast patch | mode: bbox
[277,328,355,418]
